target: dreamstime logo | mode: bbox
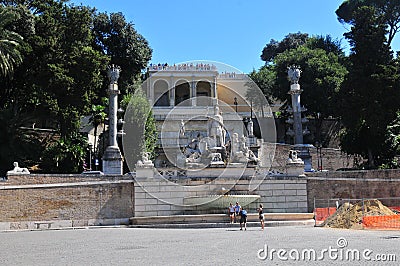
[122,60,276,206]
[257,237,397,262]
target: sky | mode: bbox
[70,0,399,74]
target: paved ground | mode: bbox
[0,226,399,265]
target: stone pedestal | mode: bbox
[294,145,312,172]
[102,146,123,175]
[135,166,155,178]
[286,162,305,177]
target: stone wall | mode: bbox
[0,174,134,230]
[306,170,400,212]
[2,169,400,228]
[272,143,355,171]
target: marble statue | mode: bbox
[287,66,301,84]
[136,152,154,168]
[247,119,254,136]
[179,120,185,137]
[230,133,258,163]
[107,64,121,84]
[7,162,30,175]
[208,106,225,147]
[287,150,303,164]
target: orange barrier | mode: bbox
[314,207,337,224]
[362,215,400,229]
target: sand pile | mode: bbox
[321,199,396,229]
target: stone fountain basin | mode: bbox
[183,194,261,209]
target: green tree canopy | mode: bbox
[256,35,347,120]
[122,90,157,170]
[336,0,400,46]
[0,6,24,77]
[0,0,153,173]
[338,6,400,168]
[261,32,308,63]
[92,12,152,94]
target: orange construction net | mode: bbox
[362,215,400,229]
[314,207,337,225]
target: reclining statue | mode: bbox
[7,162,30,175]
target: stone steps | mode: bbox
[129,220,315,229]
[129,213,315,228]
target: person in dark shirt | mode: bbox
[239,207,247,231]
[257,204,265,230]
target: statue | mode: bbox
[287,150,303,164]
[286,150,305,176]
[179,120,185,137]
[184,138,200,157]
[208,106,225,147]
[287,66,301,84]
[230,134,258,163]
[247,119,254,136]
[136,152,154,168]
[239,136,258,163]
[7,162,30,175]
[107,64,121,84]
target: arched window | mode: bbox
[175,80,190,106]
[154,80,169,106]
[196,81,211,106]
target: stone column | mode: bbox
[191,78,196,106]
[170,76,175,106]
[102,65,123,175]
[287,66,312,172]
[212,76,218,105]
[289,83,303,145]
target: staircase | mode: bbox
[129,213,315,228]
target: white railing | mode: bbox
[148,63,217,72]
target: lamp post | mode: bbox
[316,112,323,171]
[315,141,322,171]
[88,144,93,170]
[234,97,238,112]
[250,100,253,119]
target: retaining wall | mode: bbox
[2,169,400,228]
[0,174,134,230]
[306,170,400,212]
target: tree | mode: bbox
[0,1,109,172]
[261,32,308,63]
[0,107,44,175]
[382,111,400,168]
[0,1,153,173]
[259,35,348,122]
[122,90,157,169]
[338,6,400,168]
[4,2,109,137]
[92,12,152,94]
[0,6,24,77]
[41,133,87,173]
[89,103,107,162]
[336,0,400,46]
[247,66,275,117]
